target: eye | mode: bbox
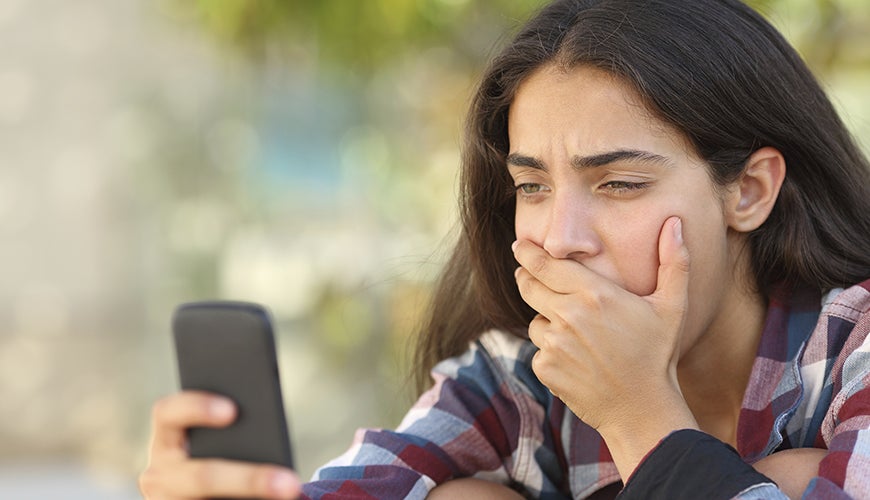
[516,183,548,195]
[600,180,650,194]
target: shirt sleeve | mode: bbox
[300,331,547,499]
[617,430,775,500]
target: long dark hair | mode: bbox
[414,0,870,392]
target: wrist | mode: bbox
[597,390,698,481]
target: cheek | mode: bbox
[606,222,662,296]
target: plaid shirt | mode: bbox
[302,279,870,499]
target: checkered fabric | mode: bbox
[301,279,870,499]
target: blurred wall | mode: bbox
[0,0,867,496]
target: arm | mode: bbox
[752,448,826,499]
[140,338,537,500]
[423,432,828,500]
[617,432,851,500]
[427,478,525,499]
[303,334,547,499]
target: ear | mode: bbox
[725,146,786,232]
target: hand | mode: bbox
[139,391,302,500]
[513,217,697,477]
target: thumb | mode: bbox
[650,216,690,311]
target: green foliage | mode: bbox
[172,0,549,70]
[172,0,869,76]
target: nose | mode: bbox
[541,192,602,260]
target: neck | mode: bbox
[677,268,767,446]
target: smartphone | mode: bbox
[172,301,294,469]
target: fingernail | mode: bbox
[673,218,683,245]
[210,399,234,419]
[511,240,518,253]
[270,471,298,495]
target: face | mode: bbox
[507,65,742,348]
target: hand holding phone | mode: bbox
[172,301,295,469]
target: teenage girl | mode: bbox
[140,1,870,498]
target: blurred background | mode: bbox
[0,0,867,497]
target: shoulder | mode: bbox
[804,279,870,361]
[822,279,870,321]
[430,329,546,403]
[815,279,870,367]
[808,279,870,435]
[825,279,870,385]
[435,329,536,371]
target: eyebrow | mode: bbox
[506,149,673,171]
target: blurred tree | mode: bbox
[167,0,561,70]
[168,0,869,74]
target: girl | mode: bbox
[140,0,870,498]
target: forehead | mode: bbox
[507,64,693,157]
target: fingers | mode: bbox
[515,220,693,438]
[515,266,556,320]
[650,217,690,309]
[141,391,302,500]
[514,239,584,319]
[514,244,619,323]
[150,391,236,453]
[513,240,602,294]
[526,313,549,349]
[514,215,690,309]
[141,458,301,500]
